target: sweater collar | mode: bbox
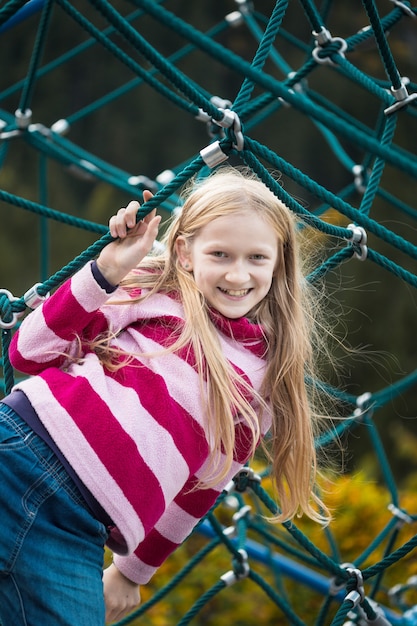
[208,308,267,357]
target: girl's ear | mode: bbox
[175,236,193,271]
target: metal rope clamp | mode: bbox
[344,567,366,608]
[347,597,392,626]
[220,549,250,587]
[213,108,245,151]
[0,289,25,329]
[352,164,369,194]
[200,106,244,167]
[312,27,347,65]
[15,108,32,129]
[384,79,417,115]
[353,391,372,420]
[224,466,261,495]
[24,283,50,309]
[387,503,413,528]
[389,575,417,610]
[347,223,368,261]
[200,140,229,168]
[389,0,416,18]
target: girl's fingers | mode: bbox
[109,203,138,238]
[124,201,141,229]
[142,208,157,224]
[108,193,156,238]
[143,189,154,203]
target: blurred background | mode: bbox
[1,2,417,622]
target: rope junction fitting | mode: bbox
[344,597,393,626]
[198,95,244,164]
[347,224,368,261]
[220,548,250,587]
[200,141,229,168]
[389,0,416,18]
[387,503,413,527]
[0,282,49,329]
[15,108,32,129]
[221,504,252,540]
[384,79,417,115]
[352,165,369,194]
[212,108,244,151]
[389,575,417,610]
[0,289,24,329]
[224,466,262,495]
[353,392,373,419]
[312,28,347,65]
[23,283,50,309]
[51,118,70,135]
[345,567,365,605]
[232,504,252,524]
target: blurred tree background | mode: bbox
[1,1,417,622]
[1,0,416,478]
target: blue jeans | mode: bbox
[0,403,109,626]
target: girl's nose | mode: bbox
[225,262,250,283]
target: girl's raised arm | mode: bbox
[9,192,160,375]
[96,191,161,286]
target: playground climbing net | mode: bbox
[1,0,417,624]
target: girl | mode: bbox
[0,167,330,625]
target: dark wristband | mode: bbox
[91,260,118,294]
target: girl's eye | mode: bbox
[251,254,266,260]
[211,251,227,258]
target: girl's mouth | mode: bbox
[218,287,250,297]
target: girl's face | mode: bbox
[176,210,279,319]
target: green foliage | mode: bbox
[1,3,417,623]
[108,470,417,625]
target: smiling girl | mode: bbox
[0,167,331,625]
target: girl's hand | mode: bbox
[103,563,141,624]
[97,190,161,286]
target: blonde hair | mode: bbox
[96,166,332,524]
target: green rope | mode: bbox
[1,328,14,395]
[0,7,146,102]
[358,112,397,216]
[241,7,293,76]
[114,538,222,625]
[176,580,226,626]
[64,21,228,127]
[18,0,54,114]
[361,0,403,90]
[87,0,222,122]
[233,0,289,113]
[0,0,27,28]
[0,189,108,235]
[1,2,417,624]
[243,137,417,262]
[55,0,202,120]
[134,0,417,177]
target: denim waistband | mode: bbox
[0,398,113,528]
[0,401,90,511]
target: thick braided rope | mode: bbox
[1,3,417,625]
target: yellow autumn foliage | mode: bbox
[109,469,417,625]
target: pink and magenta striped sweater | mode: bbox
[9,261,271,584]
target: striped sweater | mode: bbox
[9,261,271,584]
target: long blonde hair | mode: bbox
[99,167,332,523]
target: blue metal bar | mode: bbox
[0,0,45,34]
[197,520,403,624]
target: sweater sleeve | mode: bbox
[112,437,251,586]
[9,262,117,375]
[113,475,222,584]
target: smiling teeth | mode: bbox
[220,288,249,297]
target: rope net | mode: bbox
[1,0,417,624]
